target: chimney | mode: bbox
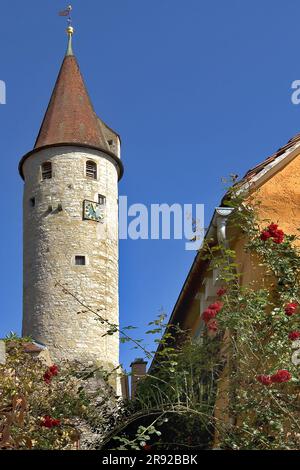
[130,358,147,398]
[120,372,130,400]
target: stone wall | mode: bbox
[21,146,120,375]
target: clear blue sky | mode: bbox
[1,0,300,370]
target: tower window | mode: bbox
[30,197,36,207]
[86,160,97,179]
[75,256,86,266]
[98,194,106,205]
[42,162,52,180]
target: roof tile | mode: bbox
[34,55,110,152]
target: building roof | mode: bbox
[19,30,123,180]
[242,132,300,181]
[35,41,111,151]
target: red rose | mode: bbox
[40,416,52,428]
[208,301,223,312]
[268,223,278,235]
[143,444,152,451]
[285,302,298,316]
[260,224,284,244]
[271,370,292,383]
[202,308,217,323]
[207,319,218,332]
[40,416,61,428]
[256,374,272,386]
[43,371,52,384]
[52,419,61,427]
[260,231,272,241]
[289,331,300,341]
[217,287,227,297]
[273,229,284,244]
[49,365,59,376]
[43,364,59,384]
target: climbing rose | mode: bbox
[217,287,227,297]
[273,229,284,244]
[208,301,223,312]
[285,302,298,317]
[260,224,284,244]
[43,370,52,385]
[271,370,292,383]
[289,331,300,341]
[268,223,279,235]
[256,374,272,386]
[43,364,59,384]
[49,365,59,376]
[202,309,217,323]
[207,319,218,332]
[260,230,272,241]
[40,416,61,429]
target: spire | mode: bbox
[66,25,74,56]
[19,14,124,182]
[33,29,110,152]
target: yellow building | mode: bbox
[152,131,300,434]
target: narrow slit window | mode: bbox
[86,161,97,179]
[98,194,106,205]
[42,162,52,180]
[30,197,36,208]
[75,256,86,266]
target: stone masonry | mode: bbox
[22,145,120,371]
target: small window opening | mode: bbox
[75,256,86,266]
[30,197,36,208]
[86,161,97,179]
[98,194,106,205]
[42,162,52,180]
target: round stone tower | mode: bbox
[19,28,123,371]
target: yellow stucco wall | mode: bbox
[178,151,300,444]
[213,153,300,441]
[231,152,300,289]
[253,153,300,236]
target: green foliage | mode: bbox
[0,338,121,450]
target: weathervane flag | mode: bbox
[59,5,72,17]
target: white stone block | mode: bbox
[0,341,6,365]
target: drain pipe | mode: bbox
[215,207,234,248]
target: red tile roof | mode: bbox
[243,132,300,181]
[19,44,124,181]
[34,55,109,151]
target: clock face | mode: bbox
[83,200,104,223]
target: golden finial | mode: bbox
[67,25,74,36]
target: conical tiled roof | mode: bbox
[34,53,109,150]
[19,32,123,180]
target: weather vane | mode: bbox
[59,5,73,32]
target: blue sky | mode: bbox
[1,0,300,370]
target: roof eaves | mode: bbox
[238,140,300,194]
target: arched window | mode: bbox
[86,160,97,179]
[41,162,52,180]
